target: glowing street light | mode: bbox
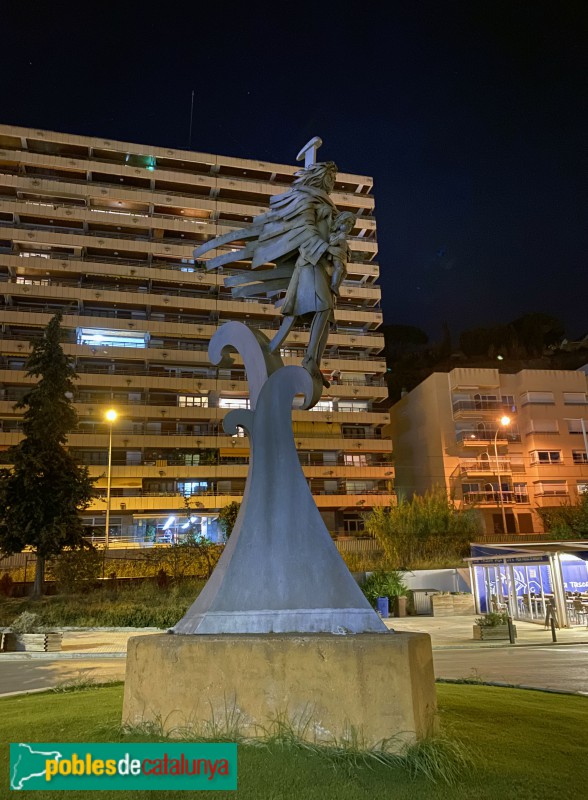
[494,415,511,535]
[104,409,118,549]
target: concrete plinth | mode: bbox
[123,632,437,750]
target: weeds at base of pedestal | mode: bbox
[120,701,473,786]
[51,671,121,694]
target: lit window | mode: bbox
[219,398,250,409]
[344,454,368,466]
[309,401,333,412]
[19,251,50,259]
[16,276,49,285]
[77,328,148,348]
[178,395,208,408]
[178,481,208,497]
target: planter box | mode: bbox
[473,624,517,641]
[2,632,63,652]
[432,594,475,616]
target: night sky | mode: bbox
[2,1,586,340]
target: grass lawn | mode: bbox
[0,683,586,799]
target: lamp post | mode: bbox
[104,409,118,549]
[494,415,511,534]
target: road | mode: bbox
[0,658,126,696]
[434,644,588,694]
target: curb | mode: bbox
[0,652,126,661]
[437,677,588,697]
[432,639,588,651]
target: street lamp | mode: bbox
[104,409,118,549]
[494,415,511,535]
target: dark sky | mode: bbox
[2,1,586,340]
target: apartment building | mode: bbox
[0,124,393,543]
[389,368,588,534]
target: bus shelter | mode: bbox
[466,541,588,628]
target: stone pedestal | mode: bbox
[123,631,437,750]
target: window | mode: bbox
[77,328,148,348]
[513,483,529,502]
[344,517,365,533]
[344,454,368,466]
[338,401,369,412]
[16,276,49,285]
[527,419,559,434]
[563,392,587,405]
[178,395,208,408]
[577,482,588,495]
[534,481,567,496]
[530,450,562,464]
[178,481,208,496]
[342,426,367,438]
[572,451,588,464]
[309,400,333,412]
[346,481,374,493]
[566,419,586,434]
[501,395,515,407]
[520,391,555,405]
[280,348,304,358]
[19,251,49,259]
[219,398,249,409]
[462,483,480,495]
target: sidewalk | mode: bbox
[0,628,159,660]
[1,616,587,661]
[384,614,588,648]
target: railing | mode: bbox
[462,491,530,505]
[459,458,512,473]
[452,400,517,414]
[456,430,521,445]
[2,153,374,202]
[95,488,391,499]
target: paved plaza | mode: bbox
[1,616,587,697]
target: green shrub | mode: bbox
[52,548,102,594]
[10,610,40,633]
[360,570,408,606]
[475,612,510,628]
[364,488,482,569]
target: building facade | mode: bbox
[389,368,588,534]
[0,124,393,543]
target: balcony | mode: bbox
[462,490,530,506]
[452,400,516,418]
[456,430,521,447]
[459,458,512,476]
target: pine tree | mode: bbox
[0,313,96,596]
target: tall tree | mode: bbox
[0,314,96,596]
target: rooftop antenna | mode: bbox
[188,90,195,149]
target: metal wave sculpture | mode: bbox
[173,322,386,634]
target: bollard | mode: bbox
[507,616,516,645]
[550,616,557,643]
